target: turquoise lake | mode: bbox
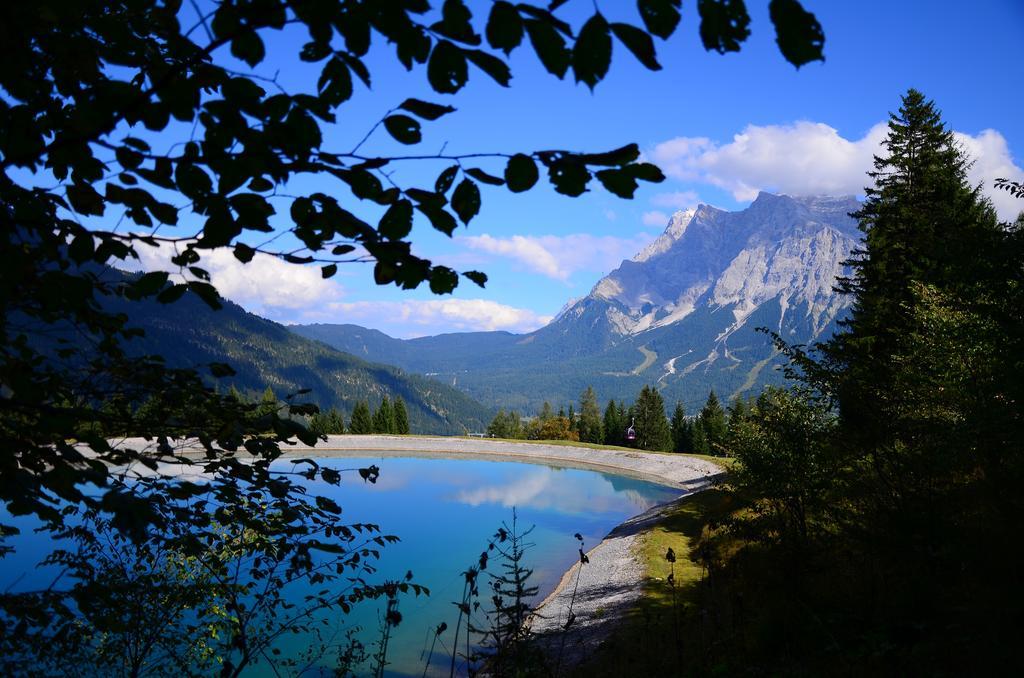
[1,453,682,676]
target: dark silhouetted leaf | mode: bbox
[188,281,222,310]
[322,263,337,278]
[429,266,459,294]
[463,270,487,287]
[769,0,825,67]
[316,496,342,514]
[427,40,468,93]
[698,0,751,54]
[544,156,590,196]
[638,0,682,39]
[431,0,479,45]
[157,283,188,304]
[317,57,353,107]
[465,168,504,185]
[596,162,666,198]
[132,271,169,296]
[383,114,422,145]
[435,165,459,194]
[67,183,105,216]
[380,199,413,240]
[583,143,640,166]
[632,162,666,182]
[418,204,458,235]
[611,23,661,70]
[230,31,265,67]
[334,167,383,200]
[524,18,570,78]
[149,201,178,225]
[399,98,456,120]
[248,176,273,192]
[464,49,511,86]
[69,233,95,263]
[596,168,638,198]
[573,14,612,89]
[451,178,481,224]
[505,154,539,192]
[233,243,255,263]
[486,2,523,54]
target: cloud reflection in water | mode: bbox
[451,467,668,515]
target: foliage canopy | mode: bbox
[0,0,826,671]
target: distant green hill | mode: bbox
[103,284,493,435]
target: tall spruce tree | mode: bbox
[634,385,672,452]
[373,396,396,434]
[577,387,604,444]
[603,400,622,446]
[699,391,728,456]
[393,397,410,435]
[822,89,1005,507]
[670,402,691,453]
[349,401,373,435]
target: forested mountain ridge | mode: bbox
[101,280,493,434]
[293,193,861,411]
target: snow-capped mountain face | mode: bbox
[571,192,860,341]
[294,192,864,412]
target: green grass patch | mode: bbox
[568,489,738,677]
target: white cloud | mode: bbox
[132,242,344,319]
[316,298,553,337]
[458,233,650,281]
[128,241,552,336]
[953,129,1024,221]
[650,190,699,209]
[650,122,1024,220]
[651,121,888,202]
[642,210,670,227]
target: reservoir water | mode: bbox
[1,453,682,676]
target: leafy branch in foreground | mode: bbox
[0,0,826,672]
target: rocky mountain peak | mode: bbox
[632,207,697,263]
[583,192,860,338]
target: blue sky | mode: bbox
[132,0,1024,337]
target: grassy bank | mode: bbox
[567,489,737,677]
[571,483,1024,677]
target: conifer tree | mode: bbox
[821,89,1006,506]
[670,402,691,453]
[349,401,373,435]
[634,385,672,452]
[603,400,621,446]
[327,407,346,435]
[690,419,709,456]
[373,396,395,434]
[726,396,754,453]
[577,387,604,444]
[393,397,410,435]
[699,391,728,455]
[256,387,278,419]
